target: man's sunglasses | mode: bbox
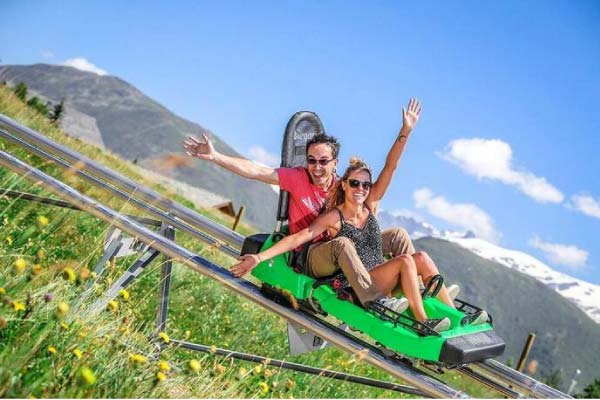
[307,158,335,166]
[347,179,373,190]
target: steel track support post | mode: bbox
[156,224,175,334]
[86,246,162,316]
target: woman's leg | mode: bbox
[369,255,428,322]
[412,251,455,309]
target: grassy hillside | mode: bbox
[0,85,501,398]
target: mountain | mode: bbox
[379,210,600,324]
[415,237,600,391]
[0,64,278,231]
[446,237,600,324]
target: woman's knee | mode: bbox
[412,251,430,264]
[394,254,416,272]
[412,251,439,274]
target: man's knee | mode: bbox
[382,227,415,256]
[330,236,358,256]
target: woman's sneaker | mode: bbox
[461,310,489,326]
[370,296,409,314]
[422,317,451,333]
[447,284,460,301]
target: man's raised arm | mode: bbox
[184,133,279,185]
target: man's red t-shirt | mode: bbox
[276,167,333,241]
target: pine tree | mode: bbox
[577,378,600,398]
[26,96,50,116]
[14,82,28,101]
[544,369,563,390]
[50,98,65,123]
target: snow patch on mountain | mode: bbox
[447,237,600,323]
[378,210,600,323]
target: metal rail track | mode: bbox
[0,112,571,398]
[0,148,469,398]
[0,114,244,249]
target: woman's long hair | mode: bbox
[327,157,372,210]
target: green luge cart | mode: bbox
[245,233,505,364]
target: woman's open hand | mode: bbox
[401,98,422,132]
[230,254,261,277]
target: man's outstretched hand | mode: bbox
[184,133,216,161]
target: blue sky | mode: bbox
[1,1,599,283]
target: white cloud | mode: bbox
[413,187,500,243]
[440,138,564,204]
[388,208,426,221]
[247,146,279,168]
[529,235,588,269]
[568,194,600,219]
[41,50,55,60]
[61,57,108,76]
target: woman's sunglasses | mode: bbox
[307,158,335,166]
[347,179,372,190]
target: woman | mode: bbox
[233,155,458,332]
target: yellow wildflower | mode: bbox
[63,267,76,283]
[79,366,97,386]
[36,249,46,260]
[158,331,170,344]
[214,364,225,374]
[90,271,97,279]
[0,288,5,295]
[47,346,57,355]
[156,371,167,381]
[253,365,263,374]
[237,367,248,378]
[12,301,26,312]
[36,215,49,228]
[118,289,129,301]
[79,268,90,281]
[60,322,69,330]
[129,353,147,364]
[78,330,88,339]
[184,330,191,339]
[5,236,12,245]
[14,258,27,274]
[107,300,118,312]
[188,359,201,372]
[258,381,269,394]
[32,264,43,275]
[56,302,70,317]
[158,361,171,372]
[263,368,273,378]
[72,348,83,359]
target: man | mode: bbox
[184,99,457,311]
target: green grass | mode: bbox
[0,84,496,398]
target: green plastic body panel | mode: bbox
[251,235,494,362]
